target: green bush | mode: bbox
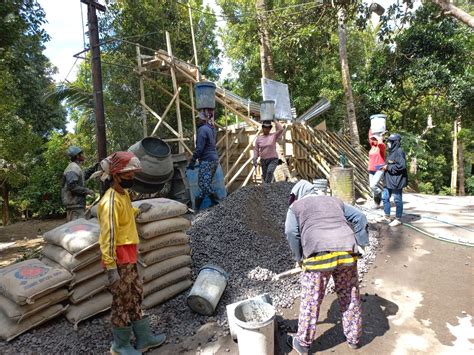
[466,176,474,195]
[418,182,435,194]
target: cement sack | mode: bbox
[43,218,100,256]
[0,288,69,322]
[133,198,188,223]
[142,279,192,309]
[70,261,105,287]
[70,273,108,304]
[143,267,192,297]
[42,244,101,272]
[139,245,191,267]
[140,255,192,283]
[0,259,72,305]
[138,232,189,253]
[138,217,191,239]
[65,290,112,327]
[0,304,66,342]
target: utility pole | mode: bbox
[81,0,107,161]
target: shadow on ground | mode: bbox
[276,294,398,354]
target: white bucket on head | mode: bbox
[260,100,275,121]
[370,114,387,134]
[234,299,276,355]
[187,264,228,316]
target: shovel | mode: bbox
[271,267,302,281]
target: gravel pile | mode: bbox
[0,182,381,352]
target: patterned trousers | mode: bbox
[261,158,279,183]
[198,160,218,197]
[296,265,362,348]
[108,263,143,327]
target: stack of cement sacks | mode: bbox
[133,198,193,309]
[0,259,71,341]
[40,218,111,328]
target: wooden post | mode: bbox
[457,118,465,196]
[188,4,200,80]
[451,118,458,193]
[166,32,184,153]
[189,83,196,147]
[224,129,261,180]
[136,45,147,137]
[151,87,182,136]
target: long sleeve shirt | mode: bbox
[98,188,140,269]
[253,121,284,164]
[192,122,218,162]
[285,196,369,262]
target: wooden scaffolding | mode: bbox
[135,37,372,200]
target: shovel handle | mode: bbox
[271,267,302,281]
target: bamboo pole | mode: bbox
[226,156,253,189]
[242,165,256,187]
[189,83,196,147]
[151,87,181,136]
[224,128,261,180]
[188,4,200,80]
[166,32,184,153]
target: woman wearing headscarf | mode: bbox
[95,152,166,354]
[285,180,369,354]
[253,120,284,183]
[187,108,219,210]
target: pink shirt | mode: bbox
[253,122,284,163]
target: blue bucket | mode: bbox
[195,81,217,109]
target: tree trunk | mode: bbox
[431,0,474,29]
[256,0,276,80]
[337,8,360,149]
[1,183,9,226]
[450,118,458,193]
[457,118,465,196]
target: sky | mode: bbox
[39,0,415,83]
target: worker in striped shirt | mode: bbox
[96,151,165,355]
[285,180,369,354]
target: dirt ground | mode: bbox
[0,216,473,354]
[0,218,65,267]
[151,224,474,355]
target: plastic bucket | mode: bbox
[128,137,174,185]
[260,100,275,121]
[370,114,386,134]
[187,264,228,315]
[195,81,217,109]
[330,167,354,204]
[234,299,276,355]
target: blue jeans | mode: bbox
[369,170,384,200]
[382,188,403,219]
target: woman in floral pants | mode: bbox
[285,180,368,353]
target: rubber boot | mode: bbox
[132,317,166,352]
[110,326,140,355]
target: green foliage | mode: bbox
[16,132,69,217]
[418,182,434,195]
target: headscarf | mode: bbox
[199,108,215,126]
[90,151,142,181]
[288,179,327,205]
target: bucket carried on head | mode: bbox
[370,114,387,135]
[195,81,217,109]
[234,299,276,355]
[260,100,275,121]
[187,264,228,315]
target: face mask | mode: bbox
[387,142,392,149]
[119,179,134,188]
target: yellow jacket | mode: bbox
[98,188,139,269]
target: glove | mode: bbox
[107,268,120,286]
[138,202,153,214]
[187,160,196,170]
[357,245,367,256]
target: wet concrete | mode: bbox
[152,223,473,354]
